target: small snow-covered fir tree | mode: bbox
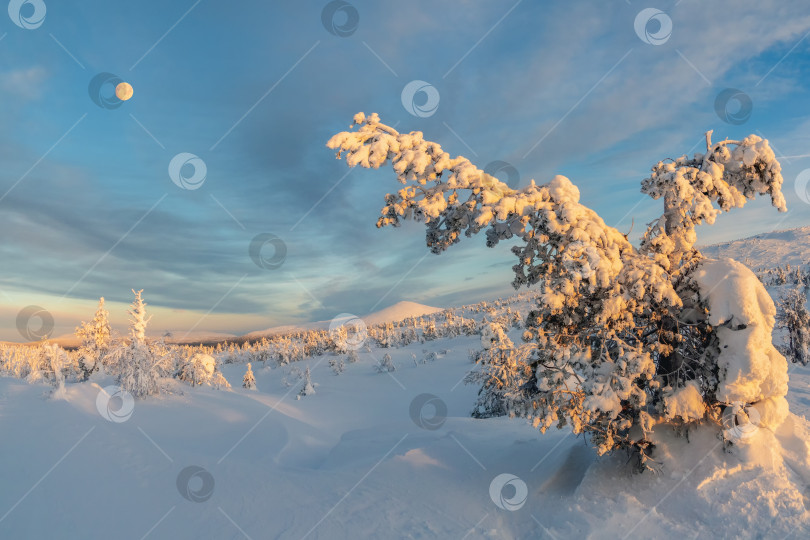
[467,331,534,419]
[375,352,396,373]
[329,114,791,467]
[253,338,272,366]
[243,362,257,389]
[106,290,173,398]
[467,321,535,418]
[212,371,231,390]
[75,297,112,380]
[423,319,438,341]
[128,289,150,343]
[297,366,315,398]
[40,344,68,398]
[776,287,810,366]
[329,356,345,375]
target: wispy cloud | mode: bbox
[0,67,48,100]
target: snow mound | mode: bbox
[572,419,810,539]
[693,258,789,430]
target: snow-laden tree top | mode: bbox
[640,131,786,272]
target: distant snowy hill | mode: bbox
[700,225,810,268]
[159,331,239,344]
[242,300,442,340]
[18,301,442,347]
[34,330,239,349]
[361,300,443,326]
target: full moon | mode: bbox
[115,82,134,101]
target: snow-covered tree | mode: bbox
[106,290,173,398]
[468,322,534,418]
[176,352,231,389]
[375,352,396,373]
[297,366,315,398]
[211,371,231,390]
[243,362,257,389]
[75,297,112,380]
[480,320,510,350]
[776,287,810,366]
[422,319,438,341]
[328,114,790,466]
[128,289,150,343]
[775,266,787,285]
[40,344,68,398]
[329,356,345,375]
[177,353,216,386]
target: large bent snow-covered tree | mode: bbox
[328,113,790,466]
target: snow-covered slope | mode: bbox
[1,331,807,539]
[701,226,810,268]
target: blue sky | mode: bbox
[1,0,809,341]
